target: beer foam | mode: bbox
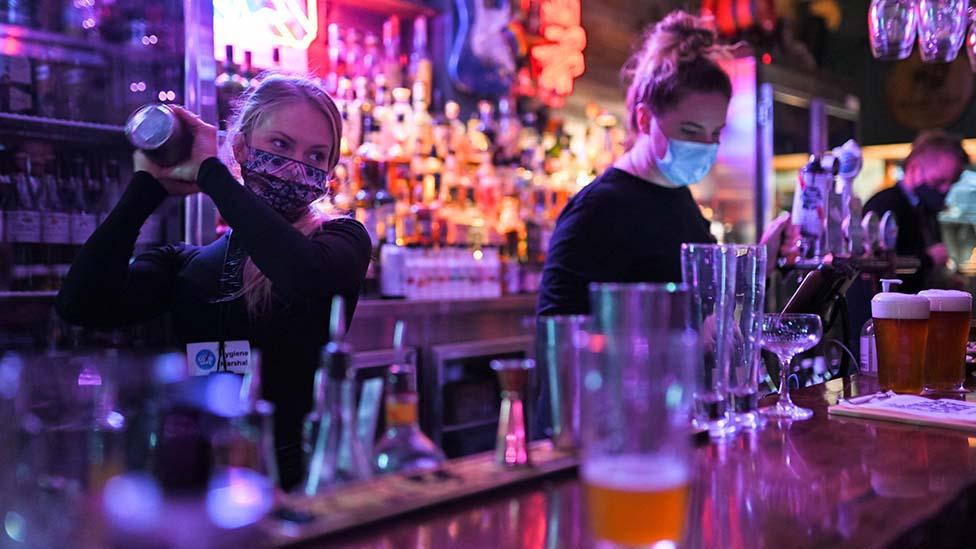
[872,293,930,320]
[918,290,973,312]
[582,455,688,492]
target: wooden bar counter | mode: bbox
[280,376,976,548]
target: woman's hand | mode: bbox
[133,150,200,196]
[760,213,799,276]
[156,105,219,184]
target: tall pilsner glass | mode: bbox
[681,243,738,439]
[919,290,972,393]
[729,245,767,430]
[873,292,930,393]
[582,283,698,548]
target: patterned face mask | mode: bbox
[240,147,328,219]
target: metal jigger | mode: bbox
[491,358,535,467]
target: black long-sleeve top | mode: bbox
[56,157,371,489]
[863,184,937,294]
[538,167,715,316]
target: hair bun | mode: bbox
[654,11,717,64]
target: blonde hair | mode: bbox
[220,74,343,317]
[622,11,733,143]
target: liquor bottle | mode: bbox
[67,157,97,258]
[8,153,42,291]
[39,155,71,289]
[324,24,343,93]
[304,296,373,495]
[388,87,413,160]
[242,50,259,88]
[362,33,382,82]
[382,16,403,89]
[215,44,247,129]
[407,16,432,106]
[373,321,445,474]
[444,101,469,162]
[344,28,364,80]
[354,104,388,247]
[494,97,521,166]
[271,47,283,73]
[411,88,434,158]
[1,52,34,115]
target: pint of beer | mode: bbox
[872,292,930,393]
[919,290,972,393]
[583,456,689,546]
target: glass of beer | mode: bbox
[919,290,972,393]
[873,292,930,393]
[581,283,698,547]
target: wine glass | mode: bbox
[760,314,823,421]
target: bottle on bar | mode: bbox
[408,16,432,106]
[304,296,373,495]
[344,27,364,80]
[373,321,445,474]
[215,44,247,129]
[354,103,390,247]
[363,32,382,82]
[324,24,343,94]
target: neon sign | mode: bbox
[213,0,318,50]
[530,0,586,106]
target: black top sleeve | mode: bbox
[537,195,608,316]
[56,172,183,328]
[197,157,371,299]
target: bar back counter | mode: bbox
[0,292,540,458]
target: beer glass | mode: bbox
[681,243,737,439]
[869,0,917,60]
[919,290,972,393]
[728,245,767,430]
[582,283,698,548]
[760,314,823,420]
[916,0,968,63]
[873,292,930,393]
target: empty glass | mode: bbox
[681,243,738,439]
[582,282,698,548]
[536,315,588,450]
[869,0,918,60]
[916,0,967,62]
[728,245,768,430]
[760,314,823,421]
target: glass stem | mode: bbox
[778,354,794,408]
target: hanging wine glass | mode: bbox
[965,7,976,71]
[916,0,968,63]
[868,0,918,60]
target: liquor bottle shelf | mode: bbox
[0,112,126,142]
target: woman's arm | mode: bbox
[197,158,371,298]
[56,172,182,328]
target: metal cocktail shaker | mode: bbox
[125,104,193,167]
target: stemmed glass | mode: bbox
[760,314,823,421]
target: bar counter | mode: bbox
[282,375,976,548]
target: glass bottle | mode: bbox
[304,296,373,495]
[215,44,247,129]
[9,153,42,291]
[382,16,402,89]
[407,16,432,106]
[242,50,259,88]
[374,321,445,474]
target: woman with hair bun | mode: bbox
[56,75,372,489]
[538,11,732,315]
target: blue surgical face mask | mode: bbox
[656,137,719,187]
